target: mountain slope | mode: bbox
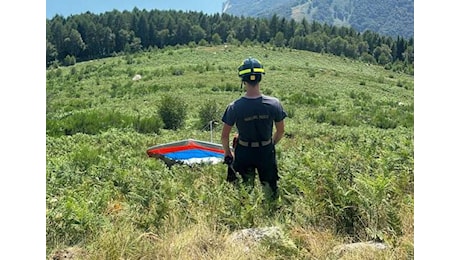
[222,0,414,39]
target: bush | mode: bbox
[135,115,163,134]
[157,94,188,130]
[63,55,76,66]
[198,100,222,130]
[171,67,184,76]
[46,110,164,136]
[198,39,208,46]
[372,111,397,129]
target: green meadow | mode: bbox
[46,44,414,259]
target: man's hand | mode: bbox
[224,155,233,165]
[224,155,238,183]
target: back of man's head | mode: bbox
[238,57,265,84]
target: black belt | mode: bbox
[238,139,272,147]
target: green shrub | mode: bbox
[46,110,163,136]
[198,39,208,46]
[197,100,222,130]
[157,94,188,130]
[63,55,76,66]
[372,111,397,129]
[171,67,184,76]
[289,91,326,106]
[211,83,240,92]
[63,110,132,135]
[134,115,163,134]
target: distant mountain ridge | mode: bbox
[222,0,413,39]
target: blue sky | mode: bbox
[46,0,224,19]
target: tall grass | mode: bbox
[46,44,414,259]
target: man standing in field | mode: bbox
[221,57,287,199]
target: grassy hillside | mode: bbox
[46,44,414,259]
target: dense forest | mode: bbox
[46,8,414,74]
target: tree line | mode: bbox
[46,8,414,74]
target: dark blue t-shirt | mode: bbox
[222,95,287,142]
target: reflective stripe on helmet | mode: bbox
[238,67,265,76]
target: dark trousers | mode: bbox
[233,142,279,196]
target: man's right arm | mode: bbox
[221,123,233,157]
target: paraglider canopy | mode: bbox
[147,139,226,166]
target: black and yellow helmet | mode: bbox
[238,57,265,82]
